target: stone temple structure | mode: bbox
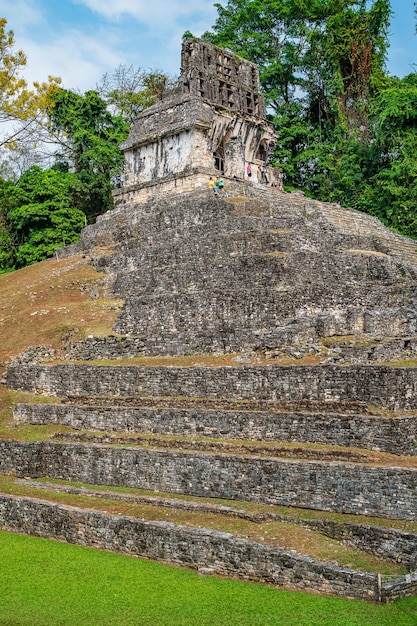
[114,37,279,206]
[1,38,417,604]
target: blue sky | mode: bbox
[0,0,414,92]
[389,0,416,76]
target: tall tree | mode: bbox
[204,0,325,112]
[310,0,391,136]
[0,166,85,269]
[205,1,390,125]
[46,88,129,221]
[0,177,16,271]
[356,73,417,238]
[204,1,394,206]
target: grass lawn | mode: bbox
[0,531,416,626]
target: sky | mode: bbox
[0,0,415,93]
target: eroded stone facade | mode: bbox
[118,38,278,204]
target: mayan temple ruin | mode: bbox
[0,38,417,602]
[115,37,279,206]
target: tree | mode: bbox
[46,88,129,221]
[204,3,393,194]
[0,177,16,271]
[96,65,174,125]
[355,73,417,238]
[203,1,417,240]
[308,0,391,137]
[203,0,321,112]
[0,166,85,269]
[0,18,61,149]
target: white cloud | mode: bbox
[0,0,43,30]
[74,0,151,20]
[74,0,217,29]
[22,29,123,91]
[0,0,219,93]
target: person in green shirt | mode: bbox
[217,177,225,193]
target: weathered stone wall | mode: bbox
[303,520,417,570]
[0,494,389,601]
[58,182,417,354]
[0,495,415,602]
[6,363,417,412]
[63,185,417,264]
[121,97,215,185]
[14,478,417,570]
[119,38,277,195]
[124,125,211,184]
[1,440,416,520]
[14,403,417,456]
[180,38,265,116]
[61,333,417,366]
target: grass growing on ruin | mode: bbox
[0,253,122,441]
[0,254,122,368]
[0,530,416,626]
[0,389,64,440]
[0,476,409,577]
[381,359,417,367]
[6,475,417,535]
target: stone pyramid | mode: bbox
[2,185,417,601]
[1,38,417,602]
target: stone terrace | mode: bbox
[2,186,417,601]
[60,185,417,358]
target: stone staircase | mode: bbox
[12,394,417,456]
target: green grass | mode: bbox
[1,531,416,626]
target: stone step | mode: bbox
[12,477,417,575]
[94,229,293,272]
[88,195,417,278]
[63,396,375,412]
[49,432,378,463]
[114,280,417,313]
[114,288,417,340]
[5,363,417,412]
[63,331,417,364]
[15,477,417,561]
[62,186,417,273]
[250,190,417,270]
[1,440,416,520]
[108,251,414,298]
[95,230,411,282]
[2,491,414,601]
[312,204,417,269]
[14,402,417,456]
[65,191,308,256]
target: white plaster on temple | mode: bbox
[115,38,279,205]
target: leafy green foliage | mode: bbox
[0,87,132,271]
[204,0,320,111]
[47,88,129,221]
[0,166,85,269]
[205,1,417,239]
[0,179,16,272]
[355,74,417,237]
